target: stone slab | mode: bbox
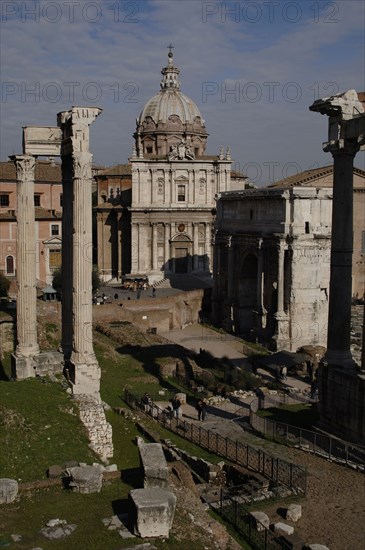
[274,522,295,536]
[23,126,62,156]
[138,442,168,488]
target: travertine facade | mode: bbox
[269,165,365,300]
[129,52,233,283]
[213,187,332,351]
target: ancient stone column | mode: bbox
[58,106,102,395]
[274,240,289,349]
[325,142,359,367]
[60,155,73,359]
[11,154,39,378]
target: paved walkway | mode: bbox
[160,323,311,393]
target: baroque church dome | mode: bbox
[134,50,208,158]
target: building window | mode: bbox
[146,146,153,154]
[49,249,61,272]
[34,194,41,206]
[6,255,14,275]
[362,230,365,254]
[305,222,310,234]
[60,194,63,207]
[177,185,186,202]
[51,224,59,236]
[0,194,9,207]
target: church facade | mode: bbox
[129,51,232,283]
[95,51,240,283]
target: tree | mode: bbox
[0,273,11,298]
[52,266,101,294]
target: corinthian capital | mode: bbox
[72,151,93,180]
[10,154,36,182]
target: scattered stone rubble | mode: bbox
[40,519,77,539]
[0,478,18,504]
[247,506,329,550]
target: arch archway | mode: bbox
[171,234,192,274]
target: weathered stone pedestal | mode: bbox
[129,488,176,538]
[318,364,365,445]
[11,350,64,379]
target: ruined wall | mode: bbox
[92,289,205,332]
[0,319,15,358]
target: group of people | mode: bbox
[141,392,207,422]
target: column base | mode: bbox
[11,354,36,380]
[323,349,358,369]
[12,351,65,380]
[272,312,290,351]
[70,358,101,396]
[318,363,365,446]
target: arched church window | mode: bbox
[6,255,14,275]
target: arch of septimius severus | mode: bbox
[10,106,113,460]
[310,89,365,445]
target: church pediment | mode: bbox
[43,236,62,246]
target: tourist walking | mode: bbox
[201,398,207,421]
[195,399,203,421]
[171,396,182,419]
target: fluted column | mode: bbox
[273,240,289,349]
[11,154,39,377]
[58,106,102,396]
[71,151,96,367]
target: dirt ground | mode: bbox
[263,447,365,550]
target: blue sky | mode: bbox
[1,0,364,184]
